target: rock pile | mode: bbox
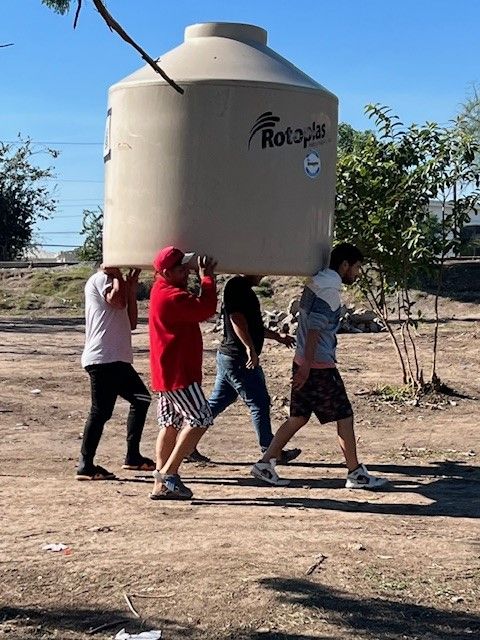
[262,299,385,335]
[208,298,385,335]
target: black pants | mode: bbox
[79,361,151,467]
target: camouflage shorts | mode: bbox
[290,365,353,424]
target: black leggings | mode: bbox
[80,361,151,465]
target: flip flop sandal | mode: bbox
[122,457,155,471]
[76,465,116,481]
[183,449,211,463]
[276,448,302,465]
[149,485,190,501]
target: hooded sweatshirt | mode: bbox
[294,268,342,368]
[149,275,217,391]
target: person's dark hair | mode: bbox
[329,243,364,270]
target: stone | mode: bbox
[288,297,301,316]
[350,308,376,324]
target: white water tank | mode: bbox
[103,22,338,275]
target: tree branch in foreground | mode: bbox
[87,0,184,95]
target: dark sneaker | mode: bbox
[76,464,116,481]
[183,448,211,463]
[150,473,193,500]
[276,448,302,465]
[122,456,155,471]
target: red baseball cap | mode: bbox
[153,246,195,272]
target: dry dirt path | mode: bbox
[0,316,479,640]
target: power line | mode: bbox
[45,178,103,183]
[38,244,79,248]
[53,204,102,208]
[1,140,102,146]
[48,215,85,219]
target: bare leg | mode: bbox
[260,416,308,463]
[337,415,359,472]
[160,426,207,476]
[156,426,178,469]
[151,426,178,495]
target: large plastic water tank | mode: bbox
[103,22,338,275]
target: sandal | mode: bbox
[183,448,211,464]
[276,448,302,465]
[150,472,193,500]
[122,456,155,471]
[76,465,116,481]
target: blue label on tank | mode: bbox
[304,150,320,178]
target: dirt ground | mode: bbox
[1,304,479,640]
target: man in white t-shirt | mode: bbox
[77,266,153,480]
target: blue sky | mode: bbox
[1,0,479,252]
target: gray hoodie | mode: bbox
[294,268,342,367]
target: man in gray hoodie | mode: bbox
[251,243,388,490]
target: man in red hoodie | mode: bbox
[149,246,217,500]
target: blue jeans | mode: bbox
[208,352,272,451]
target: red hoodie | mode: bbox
[149,275,217,392]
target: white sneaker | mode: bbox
[251,460,290,486]
[345,463,388,490]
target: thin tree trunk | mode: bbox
[364,281,408,384]
[398,291,415,386]
[431,196,448,387]
[403,288,422,388]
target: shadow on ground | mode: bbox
[188,461,480,519]
[0,317,85,334]
[0,604,323,639]
[0,605,195,639]
[2,577,479,640]
[253,577,480,639]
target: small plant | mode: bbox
[254,279,274,298]
[371,384,416,403]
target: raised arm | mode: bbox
[169,279,216,323]
[103,267,127,309]
[125,268,141,330]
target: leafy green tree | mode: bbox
[42,0,70,12]
[0,139,57,261]
[337,122,373,155]
[336,105,480,391]
[426,121,480,385]
[77,206,103,263]
[457,84,480,168]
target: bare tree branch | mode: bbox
[91,0,184,95]
[73,0,82,29]
[0,43,14,48]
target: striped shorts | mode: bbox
[157,382,213,430]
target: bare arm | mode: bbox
[292,329,319,390]
[125,269,141,330]
[230,312,258,369]
[264,328,295,347]
[103,268,127,309]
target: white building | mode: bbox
[429,200,480,256]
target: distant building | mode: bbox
[56,250,79,262]
[23,248,80,264]
[429,200,480,257]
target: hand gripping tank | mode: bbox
[103,22,338,275]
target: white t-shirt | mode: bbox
[81,271,133,368]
